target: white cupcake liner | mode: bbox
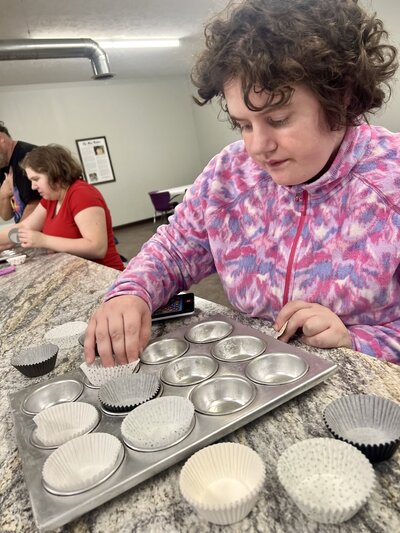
[6,254,26,265]
[80,359,140,387]
[324,394,400,462]
[42,433,123,495]
[180,442,265,525]
[121,396,195,450]
[277,438,375,524]
[98,372,159,412]
[33,402,99,446]
[45,321,87,349]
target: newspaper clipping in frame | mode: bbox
[75,136,116,185]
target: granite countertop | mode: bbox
[1,251,399,533]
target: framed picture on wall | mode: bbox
[75,136,116,185]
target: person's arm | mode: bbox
[18,206,108,259]
[0,202,46,247]
[19,200,40,221]
[84,165,222,366]
[0,170,14,221]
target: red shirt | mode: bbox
[40,180,124,270]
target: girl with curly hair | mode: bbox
[86,0,400,366]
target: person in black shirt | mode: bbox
[0,121,39,222]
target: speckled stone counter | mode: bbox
[1,252,399,533]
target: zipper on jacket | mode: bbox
[283,190,308,306]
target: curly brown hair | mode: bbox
[20,144,82,189]
[191,0,398,130]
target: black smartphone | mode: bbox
[152,293,195,322]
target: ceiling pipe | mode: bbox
[0,38,114,80]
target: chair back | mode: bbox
[149,191,173,211]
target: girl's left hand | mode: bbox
[17,227,46,249]
[274,300,352,349]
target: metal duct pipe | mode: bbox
[0,38,114,80]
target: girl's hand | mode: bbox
[84,295,152,367]
[274,300,352,349]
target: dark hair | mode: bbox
[20,144,82,189]
[191,0,398,129]
[0,121,10,136]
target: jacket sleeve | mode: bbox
[349,323,400,365]
[104,162,218,312]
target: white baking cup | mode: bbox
[42,433,124,495]
[33,402,100,447]
[98,372,160,412]
[6,254,26,265]
[45,321,87,349]
[80,359,140,387]
[277,438,375,524]
[121,396,195,451]
[180,442,265,525]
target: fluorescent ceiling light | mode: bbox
[99,39,180,49]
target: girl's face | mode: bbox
[25,167,61,200]
[224,79,346,186]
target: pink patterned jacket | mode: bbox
[107,124,400,364]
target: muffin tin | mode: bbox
[9,314,337,532]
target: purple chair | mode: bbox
[148,191,179,223]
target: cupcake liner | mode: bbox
[98,372,160,413]
[80,359,140,387]
[121,396,195,450]
[42,433,123,495]
[33,402,99,446]
[180,442,265,525]
[323,394,400,462]
[277,438,375,524]
[11,343,59,377]
[45,321,87,349]
[6,254,26,265]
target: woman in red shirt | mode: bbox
[0,144,124,270]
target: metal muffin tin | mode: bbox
[9,314,337,532]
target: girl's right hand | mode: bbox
[84,295,152,367]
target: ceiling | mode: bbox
[0,0,228,87]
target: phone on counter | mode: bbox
[152,293,195,322]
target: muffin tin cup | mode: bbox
[245,353,309,385]
[184,320,233,344]
[211,335,267,362]
[22,379,84,415]
[323,394,400,462]
[140,337,190,365]
[189,376,256,416]
[160,354,218,386]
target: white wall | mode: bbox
[1,0,399,230]
[0,77,205,227]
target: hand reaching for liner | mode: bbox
[274,300,352,350]
[84,295,152,367]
